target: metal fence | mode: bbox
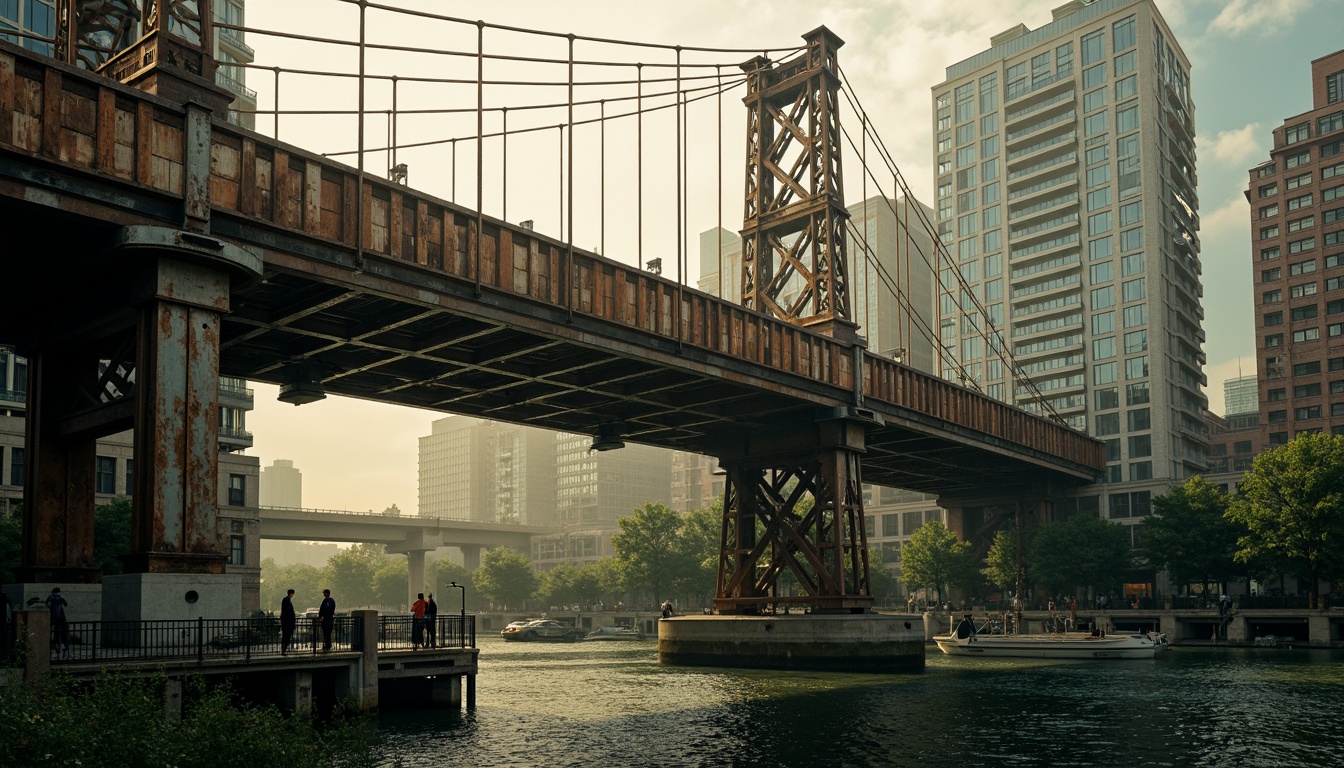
[45,614,475,666]
[378,615,475,651]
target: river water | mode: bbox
[376,637,1344,767]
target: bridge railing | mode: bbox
[46,614,476,666]
[377,615,475,651]
[50,616,359,666]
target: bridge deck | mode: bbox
[0,43,1104,493]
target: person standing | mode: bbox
[425,593,438,648]
[410,593,428,649]
[280,589,297,656]
[45,587,69,658]
[318,589,336,651]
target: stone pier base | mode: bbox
[658,614,925,673]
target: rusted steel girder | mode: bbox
[739,26,855,342]
[713,414,873,614]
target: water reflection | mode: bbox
[378,639,1344,767]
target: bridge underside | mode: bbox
[3,200,1081,497]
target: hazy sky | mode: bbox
[240,0,1339,513]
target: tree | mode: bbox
[324,543,388,609]
[472,546,537,610]
[432,557,474,596]
[1027,514,1132,596]
[611,502,689,603]
[1228,433,1344,603]
[869,546,900,607]
[93,497,132,577]
[0,503,21,584]
[372,557,409,610]
[981,530,1018,592]
[260,561,324,613]
[1143,477,1242,594]
[900,521,977,602]
[674,503,721,603]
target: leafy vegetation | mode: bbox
[1142,477,1244,594]
[900,521,977,601]
[0,673,375,768]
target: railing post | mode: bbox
[197,617,204,664]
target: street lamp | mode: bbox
[449,581,466,643]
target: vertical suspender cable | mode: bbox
[272,66,281,140]
[355,0,366,272]
[675,46,683,348]
[862,111,869,346]
[502,107,508,222]
[717,65,723,300]
[450,139,456,203]
[600,100,606,258]
[475,20,484,296]
[637,63,644,269]
[391,75,398,175]
[567,34,575,321]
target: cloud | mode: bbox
[1198,123,1265,167]
[1208,0,1310,36]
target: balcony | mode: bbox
[0,388,24,406]
[215,70,258,105]
[216,24,255,60]
[218,383,254,409]
[1009,190,1079,223]
[1007,172,1078,204]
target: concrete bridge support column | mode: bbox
[15,610,50,682]
[430,675,462,708]
[163,678,184,725]
[1309,615,1331,645]
[460,545,482,573]
[406,549,428,611]
[342,609,380,712]
[281,670,314,715]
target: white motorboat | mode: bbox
[583,625,645,641]
[934,630,1159,659]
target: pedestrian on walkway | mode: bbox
[425,594,438,648]
[280,589,297,655]
[318,589,336,651]
[45,588,69,657]
[411,593,428,648]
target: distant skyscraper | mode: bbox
[418,416,557,524]
[260,459,303,508]
[1223,375,1259,418]
[1247,48,1344,446]
[932,0,1205,531]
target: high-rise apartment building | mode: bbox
[1248,49,1344,446]
[259,459,303,508]
[1223,375,1259,417]
[932,0,1205,531]
[418,416,557,525]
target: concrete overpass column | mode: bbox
[460,545,482,573]
[407,549,428,611]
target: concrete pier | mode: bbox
[658,614,925,672]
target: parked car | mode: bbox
[500,619,584,642]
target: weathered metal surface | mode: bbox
[0,41,1105,501]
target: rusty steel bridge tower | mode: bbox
[711,27,873,617]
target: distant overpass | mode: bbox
[259,506,556,602]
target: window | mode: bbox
[1296,406,1323,420]
[1262,267,1282,281]
[1128,435,1151,458]
[1087,165,1111,187]
[1090,261,1113,284]
[1329,71,1344,105]
[96,456,116,495]
[1121,253,1144,276]
[981,113,998,135]
[956,122,975,146]
[1084,113,1107,136]
[983,205,1001,228]
[1291,304,1319,321]
[1090,236,1113,261]
[1260,182,1279,198]
[1320,109,1344,133]
[228,474,246,507]
[1126,381,1149,405]
[1127,408,1151,431]
[1290,259,1317,276]
[230,535,246,566]
[1084,87,1107,113]
[1116,102,1139,133]
[1112,16,1135,51]
[1292,361,1321,375]
[1122,277,1145,302]
[1124,330,1147,353]
[1093,337,1116,359]
[957,167,977,189]
[1289,237,1316,254]
[1263,289,1282,303]
[1091,286,1115,309]
[1287,193,1312,211]
[1296,382,1323,398]
[1287,172,1311,190]
[1086,145,1109,166]
[10,447,24,488]
[1093,362,1118,385]
[1081,30,1104,66]
[1266,333,1283,347]
[1285,123,1310,145]
[1092,311,1115,334]
[1260,204,1280,219]
[1268,388,1287,401]
[1257,164,1278,178]
[1095,387,1119,410]
[125,459,134,496]
[1095,412,1120,436]
[1114,51,1136,77]
[1125,356,1148,380]
[1289,216,1314,233]
[1119,202,1142,227]
[1123,304,1146,328]
[1286,151,1310,169]
[1129,461,1152,481]
[1115,75,1136,101]
[982,135,1000,158]
[1088,188,1112,211]
[983,182,1000,204]
[1268,409,1288,423]
[1261,225,1280,240]
[1293,327,1321,342]
[1121,227,1143,252]
[1088,211,1113,236]
[957,145,976,167]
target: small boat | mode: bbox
[583,625,645,641]
[933,613,1161,659]
[934,630,1159,659]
